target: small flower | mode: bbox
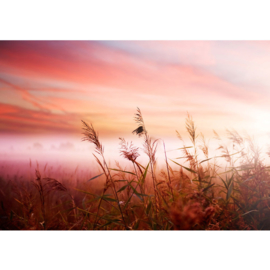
[119,138,140,162]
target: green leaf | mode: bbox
[102,196,118,202]
[219,176,228,189]
[199,151,243,165]
[202,183,215,193]
[169,159,197,174]
[117,184,128,193]
[226,174,234,188]
[241,176,255,184]
[156,181,165,186]
[140,162,150,185]
[74,188,97,197]
[126,184,143,201]
[134,193,143,201]
[146,200,152,215]
[109,168,136,175]
[218,169,234,175]
[129,184,148,197]
[200,158,213,164]
[123,163,150,207]
[88,173,104,182]
[135,162,146,170]
[123,196,132,210]
[98,219,122,229]
[82,197,100,205]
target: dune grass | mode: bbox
[1,108,270,230]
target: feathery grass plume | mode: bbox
[119,138,140,163]
[182,114,212,190]
[214,129,234,163]
[199,132,218,197]
[81,120,128,229]
[199,133,209,159]
[176,113,197,161]
[182,147,196,171]
[217,145,231,163]
[213,130,221,141]
[81,120,103,155]
[227,129,244,147]
[185,113,198,166]
[143,137,159,167]
[35,176,77,223]
[43,177,77,219]
[132,108,160,213]
[176,130,193,165]
[118,137,146,204]
[32,169,46,228]
[186,113,198,145]
[132,108,146,137]
[43,177,67,194]
[119,137,143,181]
[163,141,174,201]
[245,135,261,168]
[133,108,159,169]
[214,130,233,165]
[176,130,183,141]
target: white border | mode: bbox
[1,0,270,40]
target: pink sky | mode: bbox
[1,41,270,166]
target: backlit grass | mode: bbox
[1,108,270,230]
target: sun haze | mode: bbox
[1,41,270,163]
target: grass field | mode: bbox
[1,108,270,230]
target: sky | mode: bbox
[1,41,270,166]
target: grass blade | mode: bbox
[109,168,136,175]
[169,159,197,174]
[117,184,128,193]
[88,173,104,182]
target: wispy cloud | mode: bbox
[1,41,270,141]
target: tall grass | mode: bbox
[1,109,270,230]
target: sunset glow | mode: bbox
[1,41,270,164]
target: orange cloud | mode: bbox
[1,41,270,144]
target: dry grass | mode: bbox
[1,109,270,230]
